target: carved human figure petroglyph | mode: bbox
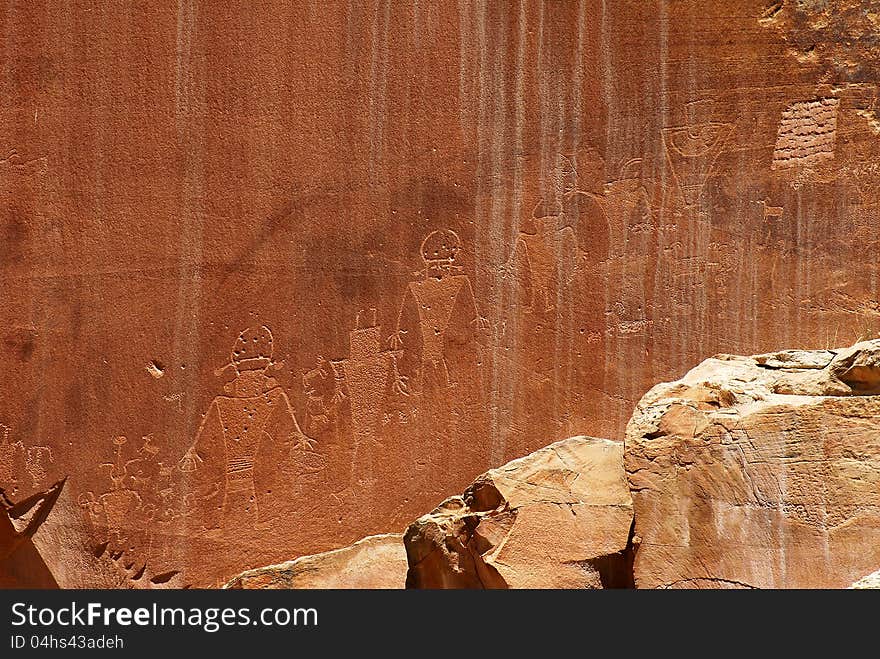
[329,309,406,486]
[662,101,734,207]
[605,159,656,237]
[91,436,147,548]
[179,326,317,531]
[503,155,600,312]
[0,425,51,492]
[388,230,489,394]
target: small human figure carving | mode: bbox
[302,357,334,436]
[0,424,24,489]
[328,310,407,485]
[178,326,316,531]
[25,446,53,489]
[95,436,148,548]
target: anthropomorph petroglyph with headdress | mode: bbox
[178,326,317,532]
[387,229,489,398]
[325,309,407,488]
[502,154,608,313]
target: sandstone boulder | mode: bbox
[626,339,880,589]
[850,569,880,589]
[404,436,633,589]
[223,534,407,589]
[1,479,65,588]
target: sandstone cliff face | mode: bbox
[223,533,406,589]
[3,1,880,587]
[189,336,880,589]
[404,436,633,589]
[626,340,880,589]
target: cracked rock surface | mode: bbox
[626,339,880,589]
[223,533,407,589]
[850,568,880,589]
[404,436,633,589]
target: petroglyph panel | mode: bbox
[2,1,879,586]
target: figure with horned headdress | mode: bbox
[387,229,490,399]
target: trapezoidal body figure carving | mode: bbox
[179,326,317,534]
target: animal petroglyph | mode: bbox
[663,101,734,206]
[772,97,840,171]
[762,199,785,221]
[179,326,320,531]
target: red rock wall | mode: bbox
[2,1,878,586]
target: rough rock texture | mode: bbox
[405,436,633,589]
[626,339,880,589]
[29,479,192,589]
[1,479,64,588]
[223,534,406,589]
[850,569,880,589]
[3,2,880,587]
[765,0,880,86]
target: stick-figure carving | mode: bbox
[94,436,148,548]
[302,357,334,436]
[178,326,316,531]
[663,101,734,207]
[503,155,607,312]
[388,230,489,394]
[0,424,55,492]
